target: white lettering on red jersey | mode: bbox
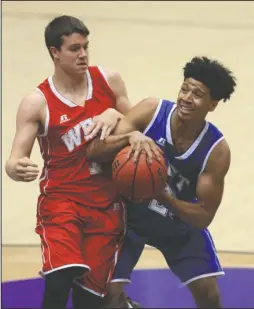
[36,66,118,208]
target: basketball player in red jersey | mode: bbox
[5,15,157,309]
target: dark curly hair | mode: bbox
[183,56,237,102]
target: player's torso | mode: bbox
[36,66,118,207]
[126,99,224,237]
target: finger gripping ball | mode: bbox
[112,146,167,201]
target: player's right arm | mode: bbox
[84,69,133,140]
[5,91,44,182]
[86,97,162,163]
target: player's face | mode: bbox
[51,33,89,75]
[176,78,218,121]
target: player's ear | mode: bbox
[209,100,219,112]
[50,47,60,60]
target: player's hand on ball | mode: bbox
[12,157,40,182]
[128,131,163,163]
[86,108,123,141]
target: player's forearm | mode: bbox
[86,133,131,163]
[158,192,212,229]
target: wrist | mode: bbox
[108,108,123,120]
[157,190,174,205]
[127,131,133,140]
[127,130,138,141]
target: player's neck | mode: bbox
[53,67,88,93]
[172,112,206,140]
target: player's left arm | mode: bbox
[86,70,133,140]
[157,139,231,229]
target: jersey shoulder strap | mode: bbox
[143,99,175,146]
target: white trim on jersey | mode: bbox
[143,99,163,134]
[198,136,225,175]
[86,69,93,100]
[48,76,77,107]
[176,122,209,160]
[36,88,50,137]
[165,103,177,145]
[38,136,51,194]
[166,108,210,160]
[48,72,93,107]
[98,65,112,89]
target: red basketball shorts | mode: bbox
[35,194,126,297]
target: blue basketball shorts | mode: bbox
[111,228,224,286]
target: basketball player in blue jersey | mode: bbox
[86,56,236,308]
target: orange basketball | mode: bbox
[112,146,167,201]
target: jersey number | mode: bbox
[148,170,189,218]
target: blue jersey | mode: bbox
[126,99,224,238]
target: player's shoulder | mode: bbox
[212,137,230,159]
[89,66,120,82]
[98,67,125,89]
[97,66,120,80]
[91,66,126,94]
[138,97,175,113]
[205,137,231,176]
[139,97,161,108]
[18,90,46,117]
[207,120,223,134]
[21,89,46,105]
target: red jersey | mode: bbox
[36,66,118,208]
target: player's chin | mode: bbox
[70,66,87,76]
[177,108,194,121]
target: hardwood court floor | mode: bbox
[2,246,254,282]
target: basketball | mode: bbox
[112,146,168,201]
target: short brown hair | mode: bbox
[44,15,90,59]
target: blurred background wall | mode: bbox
[2,1,254,252]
